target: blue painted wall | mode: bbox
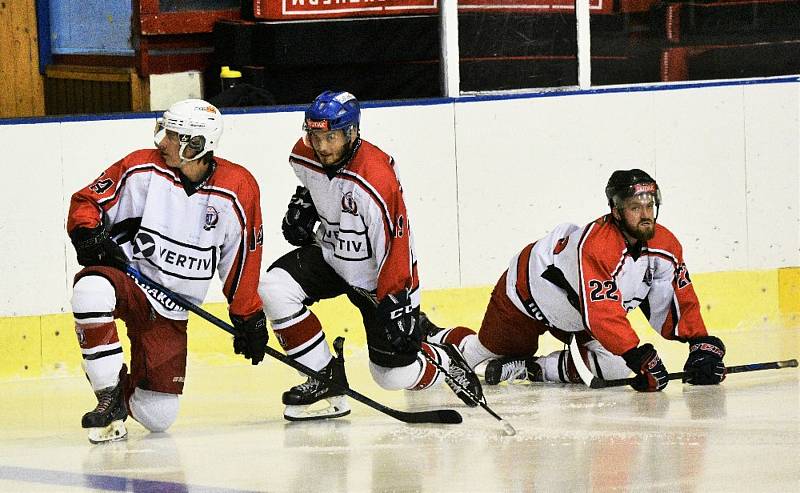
[49,0,133,55]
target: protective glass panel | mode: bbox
[591,0,800,85]
[458,3,578,92]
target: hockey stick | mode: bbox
[568,335,798,389]
[416,348,517,436]
[124,266,462,425]
[593,358,799,389]
[569,334,604,389]
[358,294,516,436]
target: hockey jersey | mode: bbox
[68,149,264,321]
[505,216,707,356]
[288,138,419,305]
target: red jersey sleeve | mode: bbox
[67,152,142,233]
[374,160,416,301]
[577,224,640,356]
[218,165,264,321]
[647,228,708,342]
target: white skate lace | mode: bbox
[296,378,322,393]
[500,359,528,384]
[93,390,115,413]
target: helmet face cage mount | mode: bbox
[303,91,360,140]
[154,99,223,162]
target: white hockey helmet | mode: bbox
[154,99,223,161]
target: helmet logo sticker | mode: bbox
[633,183,657,195]
[341,192,358,215]
[306,119,329,130]
[204,206,219,231]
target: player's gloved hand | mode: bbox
[232,311,268,365]
[282,186,318,246]
[69,225,128,270]
[622,343,669,392]
[376,290,418,352]
[683,336,726,385]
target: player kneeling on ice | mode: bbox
[67,99,268,443]
[425,169,726,392]
[260,90,482,421]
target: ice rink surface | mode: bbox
[0,326,797,493]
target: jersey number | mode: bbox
[588,279,619,302]
[89,178,114,194]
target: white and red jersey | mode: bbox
[68,149,264,321]
[506,215,707,356]
[288,138,419,305]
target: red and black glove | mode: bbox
[683,336,726,385]
[69,225,128,271]
[232,311,268,365]
[622,344,669,392]
[376,290,419,353]
[282,186,318,246]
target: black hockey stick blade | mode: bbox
[593,359,799,389]
[125,266,462,426]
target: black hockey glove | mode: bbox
[376,290,418,353]
[683,336,726,385]
[282,186,319,246]
[232,311,268,365]
[622,343,669,392]
[69,225,128,270]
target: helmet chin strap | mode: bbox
[177,142,208,165]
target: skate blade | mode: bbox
[87,420,128,444]
[284,395,351,422]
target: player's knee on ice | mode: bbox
[129,388,179,432]
[369,360,443,390]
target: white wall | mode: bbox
[0,78,797,316]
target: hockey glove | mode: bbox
[376,290,418,353]
[232,311,268,365]
[282,186,319,246]
[622,343,669,392]
[683,336,726,385]
[70,225,128,271]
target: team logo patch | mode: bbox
[204,206,219,231]
[131,226,217,281]
[341,192,358,215]
[133,232,157,258]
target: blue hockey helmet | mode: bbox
[303,91,360,135]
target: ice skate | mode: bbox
[438,343,484,407]
[484,356,543,385]
[82,382,128,444]
[282,336,351,421]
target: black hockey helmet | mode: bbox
[605,169,661,210]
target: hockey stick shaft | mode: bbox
[125,266,462,425]
[416,348,517,436]
[596,359,799,388]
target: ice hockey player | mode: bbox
[426,169,726,392]
[67,99,268,443]
[259,90,483,420]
